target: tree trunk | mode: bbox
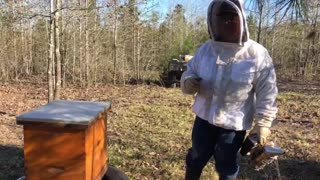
[12,4,18,80]
[94,10,100,86]
[79,0,83,85]
[310,3,319,76]
[257,1,264,43]
[137,27,141,80]
[54,0,62,100]
[48,0,56,102]
[271,1,279,57]
[85,0,90,86]
[29,22,33,75]
[61,0,66,88]
[280,23,289,66]
[316,4,320,74]
[133,19,137,80]
[73,20,76,84]
[122,43,126,85]
[0,21,7,80]
[303,41,312,77]
[298,28,305,76]
[112,4,118,85]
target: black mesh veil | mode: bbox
[207,0,248,44]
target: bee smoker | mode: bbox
[240,134,285,171]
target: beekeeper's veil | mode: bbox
[208,0,249,46]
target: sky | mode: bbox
[95,0,257,23]
[141,0,254,22]
[142,0,213,20]
[157,0,212,15]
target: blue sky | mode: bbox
[144,0,213,19]
[143,0,254,21]
[157,0,211,14]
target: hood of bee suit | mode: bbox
[207,0,249,47]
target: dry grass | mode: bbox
[0,82,319,180]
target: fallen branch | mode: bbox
[0,111,16,116]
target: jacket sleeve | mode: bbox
[180,49,200,95]
[254,51,278,128]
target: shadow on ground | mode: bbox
[0,145,24,180]
[0,144,320,180]
[278,81,320,95]
[239,156,320,180]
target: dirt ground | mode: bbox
[0,81,319,180]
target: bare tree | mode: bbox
[111,0,119,85]
[85,0,90,86]
[54,0,62,99]
[0,0,319,86]
[48,0,56,101]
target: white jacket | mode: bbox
[181,0,278,131]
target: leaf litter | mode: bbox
[0,82,319,180]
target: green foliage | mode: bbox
[275,0,309,21]
[248,0,309,22]
[181,35,196,55]
[157,4,208,74]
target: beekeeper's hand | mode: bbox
[184,76,201,94]
[249,125,270,145]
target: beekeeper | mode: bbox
[180,0,278,179]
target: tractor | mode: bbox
[166,55,193,87]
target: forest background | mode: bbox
[0,0,319,179]
[0,0,319,92]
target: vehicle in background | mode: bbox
[165,55,193,88]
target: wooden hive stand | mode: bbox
[16,100,111,180]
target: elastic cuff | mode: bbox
[255,118,273,128]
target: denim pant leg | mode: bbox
[185,117,218,180]
[213,128,246,180]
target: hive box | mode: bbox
[16,100,111,180]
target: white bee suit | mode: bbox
[181,0,278,131]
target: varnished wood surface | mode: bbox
[24,125,86,180]
[23,112,108,180]
[85,123,94,180]
[92,114,107,179]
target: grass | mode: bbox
[0,83,319,180]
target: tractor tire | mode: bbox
[102,166,128,180]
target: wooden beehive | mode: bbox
[16,100,111,180]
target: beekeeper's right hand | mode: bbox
[184,76,201,94]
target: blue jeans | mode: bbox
[185,117,246,180]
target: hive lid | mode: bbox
[16,100,111,126]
